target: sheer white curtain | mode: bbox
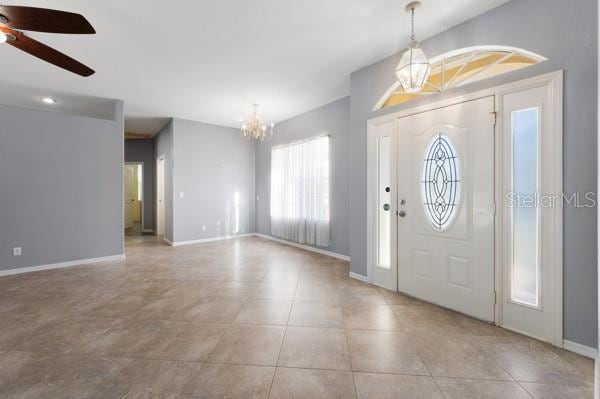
[270,136,330,247]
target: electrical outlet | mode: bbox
[202,225,206,231]
[13,247,22,256]
[179,192,185,199]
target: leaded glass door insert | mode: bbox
[421,133,461,231]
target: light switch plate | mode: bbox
[13,247,22,256]
[179,192,184,199]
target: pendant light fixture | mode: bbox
[395,1,431,93]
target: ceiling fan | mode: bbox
[0,5,96,77]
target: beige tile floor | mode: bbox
[0,236,594,398]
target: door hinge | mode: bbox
[490,111,497,126]
[492,290,497,305]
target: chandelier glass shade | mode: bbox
[240,104,274,140]
[396,1,431,93]
[395,43,431,93]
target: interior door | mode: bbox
[396,97,496,321]
[124,164,137,229]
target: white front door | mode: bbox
[396,96,496,321]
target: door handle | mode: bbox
[398,210,406,218]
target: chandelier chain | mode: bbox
[395,1,431,93]
[410,7,415,41]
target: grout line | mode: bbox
[5,348,590,389]
[5,348,556,382]
[203,361,355,373]
[403,329,449,398]
[515,381,536,399]
[267,259,303,398]
[430,376,449,399]
[344,322,359,398]
[179,361,208,397]
[471,338,520,384]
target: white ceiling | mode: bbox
[0,0,508,135]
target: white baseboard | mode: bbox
[0,254,126,277]
[169,233,255,247]
[563,340,597,359]
[349,272,369,282]
[254,233,351,262]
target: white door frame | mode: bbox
[124,162,144,231]
[366,70,563,346]
[156,155,166,239]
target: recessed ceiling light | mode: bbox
[42,97,57,105]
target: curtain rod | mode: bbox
[271,133,330,150]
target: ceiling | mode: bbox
[0,0,509,135]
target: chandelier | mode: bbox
[239,104,274,140]
[395,1,431,93]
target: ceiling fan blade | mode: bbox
[0,5,95,34]
[2,28,94,77]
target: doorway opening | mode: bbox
[156,156,166,239]
[124,162,144,236]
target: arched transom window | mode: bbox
[374,46,546,111]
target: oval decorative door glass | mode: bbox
[421,133,461,231]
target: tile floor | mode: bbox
[0,236,594,398]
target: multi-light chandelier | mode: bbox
[239,104,274,140]
[395,1,431,93]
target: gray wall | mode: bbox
[349,0,598,347]
[171,118,255,243]
[124,139,155,231]
[0,102,124,271]
[597,0,599,379]
[154,120,174,241]
[255,97,351,256]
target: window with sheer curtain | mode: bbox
[270,135,330,247]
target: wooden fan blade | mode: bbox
[0,5,95,34]
[1,27,94,77]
